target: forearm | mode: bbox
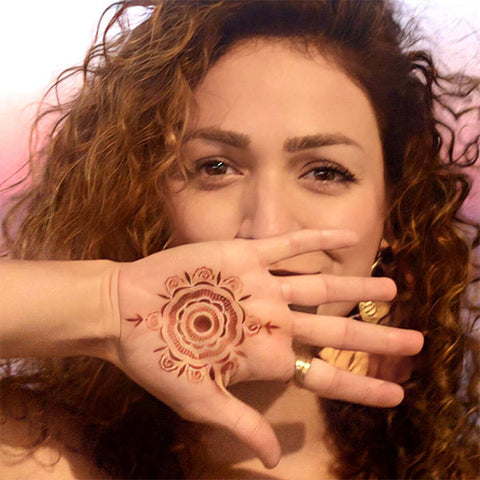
[0,260,120,360]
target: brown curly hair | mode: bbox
[1,1,479,478]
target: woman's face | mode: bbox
[168,39,386,315]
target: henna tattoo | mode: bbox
[125,314,143,327]
[124,267,278,388]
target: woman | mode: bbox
[1,0,478,478]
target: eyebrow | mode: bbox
[183,127,362,151]
[183,128,250,149]
[284,133,362,152]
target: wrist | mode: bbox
[98,260,122,364]
[50,259,124,362]
[0,259,122,360]
[69,259,123,363]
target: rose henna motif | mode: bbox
[124,267,278,389]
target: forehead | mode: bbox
[190,39,381,155]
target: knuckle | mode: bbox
[321,364,343,398]
[177,400,210,423]
[357,378,375,405]
[279,279,292,303]
[316,275,329,303]
[340,317,356,348]
[306,316,315,341]
[286,235,296,255]
[281,350,296,382]
[290,312,299,336]
[233,411,264,439]
[323,274,335,302]
[383,329,394,353]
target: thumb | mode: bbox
[205,390,281,469]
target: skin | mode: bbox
[0,39,424,480]
[168,39,386,317]
[0,34,419,479]
[160,39,394,476]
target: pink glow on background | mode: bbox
[0,1,478,224]
[0,1,113,195]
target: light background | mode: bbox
[0,0,479,219]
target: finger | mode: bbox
[302,357,405,407]
[255,230,359,265]
[207,391,281,469]
[280,274,397,305]
[291,312,424,355]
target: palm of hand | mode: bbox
[115,239,294,424]
[125,265,291,387]
[111,231,423,467]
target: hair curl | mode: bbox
[1,1,479,478]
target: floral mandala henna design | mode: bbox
[125,267,278,388]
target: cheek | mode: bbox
[168,190,240,245]
[301,191,384,275]
[313,195,384,317]
[339,195,385,276]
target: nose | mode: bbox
[236,172,301,239]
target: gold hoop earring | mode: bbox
[362,238,393,324]
[371,238,391,276]
[370,254,382,273]
[318,238,393,375]
[162,233,174,250]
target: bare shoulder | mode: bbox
[0,386,109,479]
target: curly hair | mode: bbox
[1,1,479,478]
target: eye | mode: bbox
[189,157,241,190]
[301,161,356,186]
[199,159,233,176]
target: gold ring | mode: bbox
[293,344,314,387]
